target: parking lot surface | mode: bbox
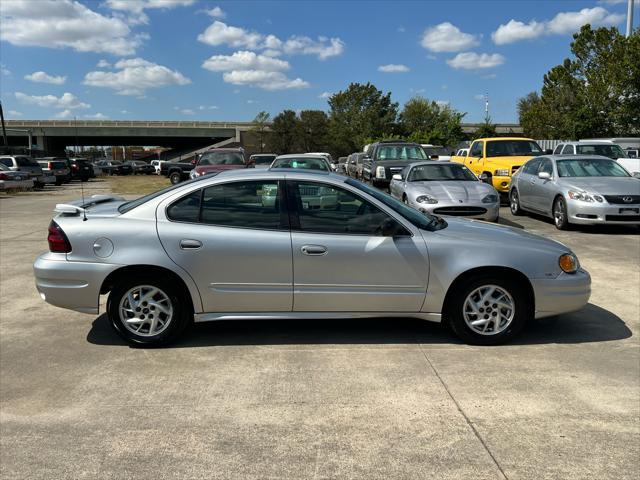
[1,181,639,479]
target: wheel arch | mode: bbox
[442,266,534,321]
[100,264,197,314]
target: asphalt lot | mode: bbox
[1,180,639,479]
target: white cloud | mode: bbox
[1,64,11,76]
[177,108,195,115]
[55,109,73,119]
[105,0,195,23]
[318,92,331,99]
[120,110,130,114]
[426,54,437,60]
[474,94,486,100]
[15,92,90,109]
[435,100,450,107]
[420,23,479,52]
[492,20,545,45]
[84,112,109,119]
[446,52,505,70]
[198,105,219,110]
[378,64,410,73]
[202,51,290,72]
[84,58,191,96]
[204,6,226,18]
[24,71,67,85]
[97,59,111,68]
[398,26,406,33]
[8,110,23,117]
[222,70,309,90]
[197,21,344,59]
[0,0,143,55]
[492,7,625,45]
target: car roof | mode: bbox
[536,154,615,160]
[275,153,329,160]
[561,140,616,145]
[473,137,535,142]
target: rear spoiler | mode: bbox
[54,194,125,215]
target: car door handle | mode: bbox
[301,245,327,256]
[180,239,202,250]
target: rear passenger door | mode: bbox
[157,179,293,313]
[517,159,540,209]
[531,158,556,213]
[287,180,429,312]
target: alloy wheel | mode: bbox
[462,285,515,335]
[510,190,519,214]
[118,285,174,337]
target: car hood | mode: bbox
[485,155,534,169]
[375,160,420,168]
[195,164,246,173]
[559,176,640,194]
[432,217,569,254]
[408,180,495,201]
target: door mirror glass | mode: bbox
[478,173,489,182]
[538,171,551,180]
[632,172,640,179]
[392,174,402,181]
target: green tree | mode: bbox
[399,96,465,147]
[250,111,270,153]
[473,115,498,139]
[298,110,329,152]
[328,82,398,155]
[518,25,639,139]
[270,110,299,154]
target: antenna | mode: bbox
[484,93,489,119]
[75,116,87,221]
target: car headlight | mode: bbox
[494,169,509,176]
[567,190,603,202]
[416,195,438,204]
[482,194,499,204]
[559,253,579,274]
[375,166,386,179]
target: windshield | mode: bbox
[271,157,329,171]
[423,147,449,157]
[576,144,626,159]
[376,145,427,161]
[409,163,477,182]
[486,140,542,157]
[118,174,218,213]
[556,158,630,178]
[199,152,244,166]
[251,155,276,165]
[346,178,445,231]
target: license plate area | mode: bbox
[619,208,639,214]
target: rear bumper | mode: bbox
[531,269,591,319]
[0,179,34,190]
[33,254,120,315]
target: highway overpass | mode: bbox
[3,119,523,154]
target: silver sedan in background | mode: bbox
[389,161,500,222]
[34,169,590,347]
[509,155,640,229]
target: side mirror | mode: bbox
[478,173,489,182]
[190,159,197,165]
[392,174,402,181]
[632,172,640,179]
[544,149,553,155]
[538,171,551,180]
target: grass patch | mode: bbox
[104,174,171,195]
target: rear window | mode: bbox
[50,161,67,168]
[199,151,244,166]
[17,157,39,167]
[251,155,276,165]
[375,145,426,161]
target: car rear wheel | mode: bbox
[169,171,182,185]
[509,189,523,215]
[553,196,570,230]
[107,276,191,347]
[446,274,530,345]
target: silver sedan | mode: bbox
[34,170,590,347]
[509,155,640,229]
[389,161,499,222]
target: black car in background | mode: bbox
[95,160,133,176]
[362,140,428,189]
[37,157,71,185]
[68,158,93,181]
[124,161,155,175]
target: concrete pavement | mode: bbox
[1,180,638,479]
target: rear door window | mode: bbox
[562,144,575,154]
[0,158,13,167]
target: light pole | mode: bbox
[627,0,635,38]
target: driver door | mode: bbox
[286,180,429,312]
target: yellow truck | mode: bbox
[452,137,544,194]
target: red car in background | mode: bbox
[190,148,250,178]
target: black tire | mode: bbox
[553,196,571,230]
[107,275,192,347]
[169,171,182,185]
[509,188,523,216]
[445,274,531,345]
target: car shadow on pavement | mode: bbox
[86,302,630,348]
[497,217,525,229]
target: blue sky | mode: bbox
[0,0,636,123]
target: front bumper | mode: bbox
[33,253,120,315]
[491,175,511,193]
[414,200,499,221]
[567,201,640,225]
[531,269,591,319]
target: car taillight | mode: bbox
[47,220,71,253]
[0,173,8,180]
[48,162,54,169]
[72,164,78,171]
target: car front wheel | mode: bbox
[107,276,191,347]
[446,274,530,345]
[510,189,523,215]
[553,196,570,230]
[169,172,182,185]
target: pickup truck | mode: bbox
[161,160,195,184]
[451,137,543,195]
